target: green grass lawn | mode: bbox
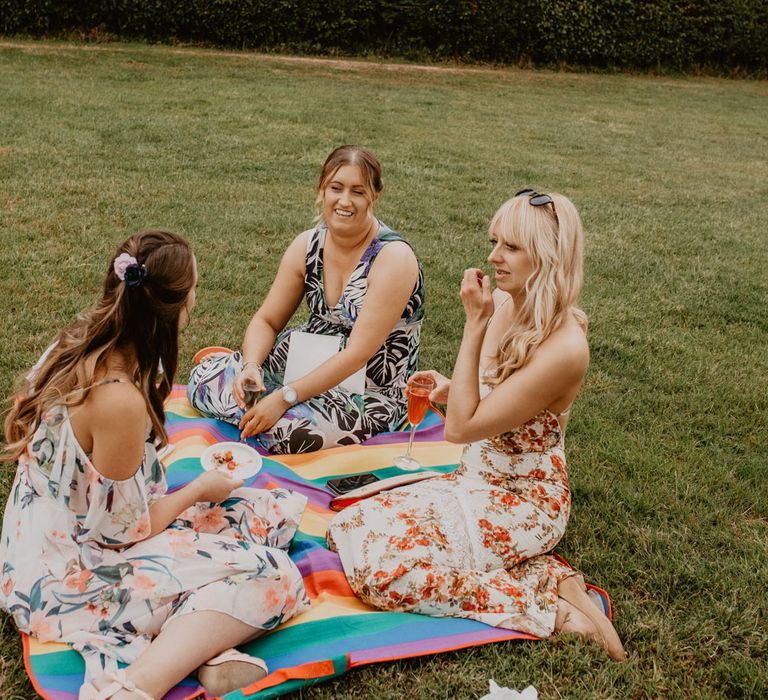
[0,40,766,699]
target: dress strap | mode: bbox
[486,296,512,327]
[95,378,129,386]
[358,221,396,273]
[553,404,572,418]
[61,377,129,400]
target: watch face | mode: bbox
[283,386,298,404]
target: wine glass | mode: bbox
[241,380,264,443]
[242,380,264,410]
[395,375,436,471]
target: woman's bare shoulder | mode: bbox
[539,316,590,372]
[373,238,418,263]
[285,228,314,251]
[84,381,146,434]
[368,239,419,281]
[67,380,146,478]
[277,229,315,269]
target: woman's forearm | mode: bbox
[147,482,202,536]
[444,321,486,438]
[242,316,278,366]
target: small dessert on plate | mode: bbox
[200,442,263,480]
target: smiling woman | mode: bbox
[188,145,426,454]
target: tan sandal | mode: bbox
[197,648,268,696]
[78,669,154,700]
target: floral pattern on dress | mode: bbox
[0,403,310,681]
[188,222,425,454]
[328,404,577,638]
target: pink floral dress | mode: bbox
[328,391,577,637]
[0,402,309,681]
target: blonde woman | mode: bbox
[188,145,424,454]
[328,190,626,661]
[1,231,309,699]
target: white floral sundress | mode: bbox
[0,393,309,681]
[328,383,578,638]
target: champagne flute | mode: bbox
[395,375,437,471]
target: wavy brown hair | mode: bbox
[314,144,384,221]
[487,192,587,384]
[3,229,195,462]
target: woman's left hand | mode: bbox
[238,391,289,438]
[459,268,494,327]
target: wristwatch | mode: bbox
[281,385,298,406]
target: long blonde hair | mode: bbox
[3,230,195,462]
[489,192,587,384]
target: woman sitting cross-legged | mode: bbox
[328,190,626,661]
[188,144,424,454]
[0,230,309,700]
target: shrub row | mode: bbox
[1,0,766,72]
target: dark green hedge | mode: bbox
[1,1,766,72]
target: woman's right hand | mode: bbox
[460,268,494,328]
[409,370,451,404]
[192,470,244,503]
[232,364,265,409]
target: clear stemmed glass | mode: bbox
[240,380,264,442]
[395,375,436,471]
[242,380,264,411]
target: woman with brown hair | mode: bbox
[189,145,425,454]
[0,230,309,699]
[328,190,626,661]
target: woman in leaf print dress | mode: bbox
[188,145,424,454]
[0,231,309,700]
[328,191,627,661]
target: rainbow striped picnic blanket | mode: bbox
[23,385,612,699]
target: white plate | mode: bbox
[200,442,263,480]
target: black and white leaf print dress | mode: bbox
[188,222,425,454]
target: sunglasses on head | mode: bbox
[515,188,554,206]
[514,188,559,226]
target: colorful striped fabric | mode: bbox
[23,385,612,700]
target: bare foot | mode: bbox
[555,577,627,661]
[197,649,268,696]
